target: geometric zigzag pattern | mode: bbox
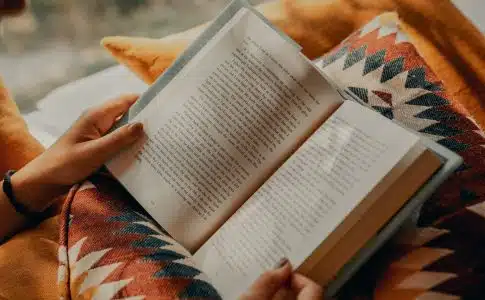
[58,178,221,300]
[315,15,485,300]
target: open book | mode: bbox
[107,2,447,298]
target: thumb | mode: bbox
[87,122,144,162]
[241,259,292,299]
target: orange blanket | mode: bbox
[102,0,485,130]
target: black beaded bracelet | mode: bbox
[2,170,45,222]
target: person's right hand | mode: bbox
[240,260,323,300]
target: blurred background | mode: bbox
[0,0,265,112]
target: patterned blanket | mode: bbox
[317,16,485,299]
[58,174,221,299]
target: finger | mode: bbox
[291,274,323,300]
[82,122,144,165]
[89,94,139,132]
[241,260,292,299]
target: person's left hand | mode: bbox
[240,260,323,300]
[11,94,144,211]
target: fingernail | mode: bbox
[129,122,144,134]
[273,257,289,270]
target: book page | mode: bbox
[193,101,421,298]
[107,8,343,251]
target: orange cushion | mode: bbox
[0,216,59,300]
[0,77,44,174]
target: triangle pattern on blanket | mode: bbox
[316,14,485,300]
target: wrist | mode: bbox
[9,168,68,212]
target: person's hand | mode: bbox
[11,94,144,211]
[240,259,323,300]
